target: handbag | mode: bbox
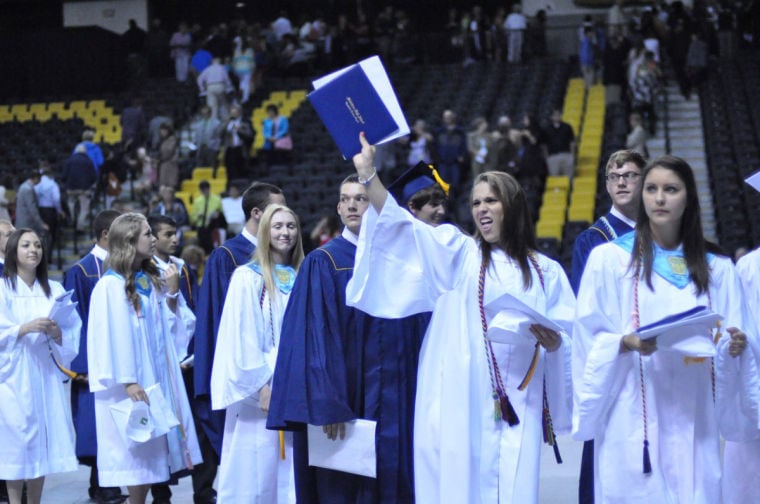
[274,135,293,150]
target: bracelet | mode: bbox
[358,168,377,186]
[165,290,180,299]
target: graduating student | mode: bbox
[267,174,430,503]
[148,214,219,504]
[87,213,201,504]
[386,161,450,227]
[64,210,124,504]
[149,215,196,310]
[0,229,82,504]
[211,204,304,503]
[569,149,645,504]
[570,150,646,293]
[193,182,285,458]
[343,133,575,503]
[573,156,759,502]
[723,236,760,502]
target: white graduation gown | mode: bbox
[211,265,295,504]
[87,273,201,487]
[346,198,575,504]
[0,278,81,479]
[573,242,760,503]
[723,248,760,503]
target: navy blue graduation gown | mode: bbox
[63,252,103,459]
[570,212,634,294]
[193,233,255,455]
[267,236,429,504]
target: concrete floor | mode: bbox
[40,435,583,503]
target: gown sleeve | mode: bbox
[160,287,196,362]
[193,248,236,397]
[87,276,141,392]
[541,258,576,434]
[211,268,271,410]
[710,257,760,439]
[572,245,634,441]
[347,196,472,318]
[49,281,81,367]
[267,252,357,429]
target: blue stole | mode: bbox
[614,233,714,289]
[247,262,296,295]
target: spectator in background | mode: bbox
[191,105,222,168]
[625,112,648,157]
[157,122,180,189]
[504,3,527,63]
[541,109,576,177]
[579,26,596,89]
[120,97,147,154]
[467,116,496,176]
[271,11,293,41]
[433,109,468,189]
[221,183,245,236]
[190,42,213,82]
[631,51,661,135]
[170,22,192,82]
[401,119,434,168]
[191,181,223,230]
[308,213,341,249]
[197,57,233,121]
[232,36,255,104]
[685,32,708,99]
[34,160,63,259]
[123,19,146,88]
[222,105,254,181]
[493,115,520,174]
[261,105,291,166]
[15,170,48,240]
[150,185,190,231]
[62,145,98,232]
[78,129,104,176]
[0,220,14,274]
[603,30,630,104]
[517,113,548,188]
[180,244,206,302]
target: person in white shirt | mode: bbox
[504,4,527,63]
[197,57,233,120]
[221,183,245,236]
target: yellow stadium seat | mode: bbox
[192,167,214,182]
[545,176,571,191]
[181,180,197,193]
[209,180,226,194]
[536,221,563,241]
[215,167,227,179]
[568,204,594,222]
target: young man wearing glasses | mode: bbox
[570,149,646,504]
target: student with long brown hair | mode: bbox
[573,155,758,501]
[345,133,575,503]
[0,229,81,504]
[87,213,201,504]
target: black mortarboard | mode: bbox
[387,161,450,205]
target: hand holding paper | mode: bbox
[484,292,565,346]
[635,306,722,357]
[308,420,377,478]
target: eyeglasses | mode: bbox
[606,172,641,183]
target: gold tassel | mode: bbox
[518,342,541,391]
[279,431,286,460]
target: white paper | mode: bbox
[311,55,409,146]
[48,289,78,327]
[745,170,760,193]
[484,292,564,345]
[637,309,721,357]
[109,384,180,445]
[307,419,377,478]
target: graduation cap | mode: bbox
[387,161,451,205]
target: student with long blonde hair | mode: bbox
[87,213,201,504]
[211,204,303,503]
